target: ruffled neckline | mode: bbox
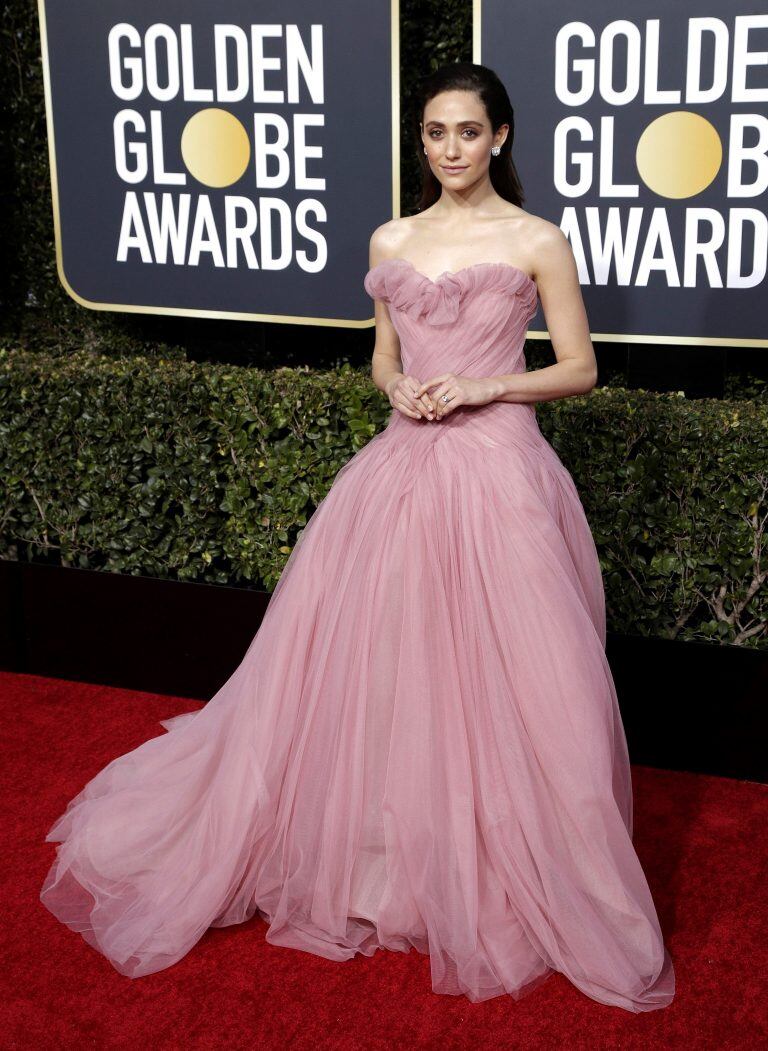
[363,257,538,326]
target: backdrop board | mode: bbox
[475,0,768,347]
[37,0,400,328]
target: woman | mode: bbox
[41,62,675,1012]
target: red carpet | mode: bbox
[2,670,766,1049]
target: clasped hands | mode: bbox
[386,372,500,421]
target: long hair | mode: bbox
[412,62,526,213]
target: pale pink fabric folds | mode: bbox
[40,258,674,1012]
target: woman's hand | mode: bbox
[385,374,436,420]
[413,373,499,419]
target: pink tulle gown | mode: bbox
[40,257,675,1012]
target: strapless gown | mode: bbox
[40,257,675,1012]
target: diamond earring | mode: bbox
[491,145,501,156]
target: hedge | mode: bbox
[2,346,766,647]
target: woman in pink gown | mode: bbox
[40,62,675,1012]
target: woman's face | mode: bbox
[420,89,507,189]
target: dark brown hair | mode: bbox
[412,62,526,212]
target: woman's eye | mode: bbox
[429,130,477,138]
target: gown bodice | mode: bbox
[363,257,543,449]
[363,257,539,379]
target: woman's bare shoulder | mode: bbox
[519,210,567,250]
[368,217,421,264]
[520,215,583,294]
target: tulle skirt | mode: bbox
[41,406,675,1010]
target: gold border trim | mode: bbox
[37,0,400,330]
[475,0,767,349]
[525,328,767,348]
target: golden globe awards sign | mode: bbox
[37,1,398,327]
[476,1,768,346]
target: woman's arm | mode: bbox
[368,226,435,420]
[491,223,598,404]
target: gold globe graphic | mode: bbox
[636,111,722,199]
[180,108,250,188]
